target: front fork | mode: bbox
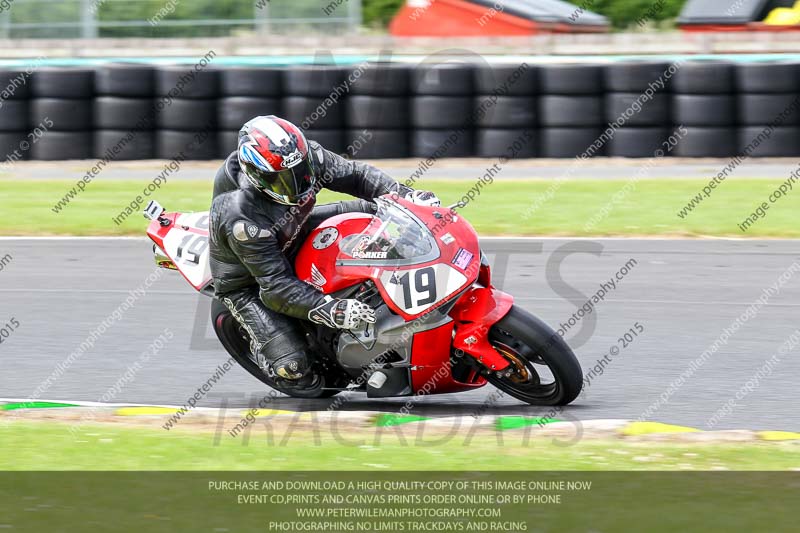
[450,285,515,372]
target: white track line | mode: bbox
[0,397,185,409]
[514,297,800,307]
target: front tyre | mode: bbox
[486,305,582,406]
[211,299,339,399]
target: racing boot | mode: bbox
[271,351,321,391]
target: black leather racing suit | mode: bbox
[209,141,402,380]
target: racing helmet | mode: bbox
[237,115,316,205]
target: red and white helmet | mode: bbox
[237,115,315,205]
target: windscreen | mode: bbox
[337,199,438,266]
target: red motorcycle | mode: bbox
[144,194,582,405]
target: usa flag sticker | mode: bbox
[451,248,474,270]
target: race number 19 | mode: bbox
[396,266,438,308]
[176,235,208,265]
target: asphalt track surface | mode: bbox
[1,238,798,431]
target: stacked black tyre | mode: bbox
[735,61,800,157]
[538,64,606,157]
[411,63,475,158]
[30,68,94,160]
[155,65,218,160]
[218,67,283,158]
[93,63,156,160]
[670,61,737,157]
[345,63,411,159]
[0,68,32,163]
[604,61,674,158]
[282,66,348,154]
[473,63,538,159]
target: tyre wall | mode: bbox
[1,60,798,161]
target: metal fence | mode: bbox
[0,0,363,38]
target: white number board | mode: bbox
[162,212,211,290]
[378,264,467,315]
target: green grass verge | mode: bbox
[4,177,799,236]
[1,420,798,470]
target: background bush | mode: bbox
[590,0,686,29]
[363,0,405,28]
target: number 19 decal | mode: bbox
[176,234,208,265]
[163,227,212,290]
[379,264,468,315]
[396,266,438,308]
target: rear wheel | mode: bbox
[486,305,582,406]
[211,299,340,399]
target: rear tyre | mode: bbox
[211,299,340,399]
[486,305,582,406]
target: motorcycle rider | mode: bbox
[209,115,440,388]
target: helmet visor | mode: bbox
[246,159,314,204]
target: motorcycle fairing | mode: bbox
[295,196,481,321]
[449,286,515,372]
[146,211,213,293]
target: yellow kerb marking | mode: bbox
[115,407,182,416]
[622,422,700,436]
[758,431,800,441]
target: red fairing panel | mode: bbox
[449,286,515,371]
[294,213,375,294]
[409,322,486,394]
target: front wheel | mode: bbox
[211,299,339,399]
[486,305,583,406]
